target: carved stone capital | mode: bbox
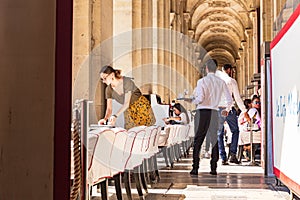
[245,28,253,37]
[183,12,190,21]
[241,40,247,49]
[188,30,195,38]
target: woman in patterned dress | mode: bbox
[98,65,156,129]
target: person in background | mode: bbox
[238,98,252,126]
[238,98,252,161]
[169,100,176,117]
[244,99,252,110]
[98,65,156,129]
[216,64,250,165]
[163,103,190,125]
[248,95,261,129]
[189,59,233,176]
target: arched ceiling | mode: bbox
[186,0,257,67]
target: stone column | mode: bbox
[193,43,200,87]
[238,44,246,96]
[114,0,133,73]
[152,0,159,95]
[73,0,91,102]
[164,0,171,103]
[132,0,142,85]
[260,0,273,43]
[141,0,153,94]
[250,11,259,73]
[192,54,198,90]
[235,58,243,94]
[178,12,190,110]
[175,0,184,96]
[182,13,190,97]
[245,29,253,87]
[156,0,166,97]
[170,15,177,100]
[92,0,113,122]
[187,30,195,90]
[241,40,248,92]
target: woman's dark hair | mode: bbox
[251,95,261,114]
[251,94,260,101]
[173,103,190,124]
[223,64,233,71]
[100,65,122,79]
[244,99,252,109]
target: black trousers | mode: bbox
[192,109,219,171]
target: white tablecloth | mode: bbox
[86,126,161,185]
[238,130,261,145]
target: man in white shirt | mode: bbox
[189,59,233,176]
[216,64,250,165]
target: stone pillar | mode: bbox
[114,0,133,73]
[141,0,153,93]
[92,0,113,122]
[175,0,184,97]
[132,0,142,85]
[250,11,259,73]
[164,0,171,103]
[241,40,248,92]
[260,0,273,43]
[73,0,91,102]
[73,0,114,123]
[193,42,200,87]
[152,0,165,98]
[236,59,243,94]
[152,0,159,95]
[182,13,194,110]
[238,44,246,97]
[245,29,253,87]
[187,30,195,90]
[170,16,177,100]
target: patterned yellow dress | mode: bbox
[105,77,156,129]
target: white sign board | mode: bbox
[270,5,300,195]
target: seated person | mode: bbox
[169,100,176,117]
[248,95,261,129]
[163,103,189,125]
[238,98,252,160]
[238,98,252,127]
[238,96,261,161]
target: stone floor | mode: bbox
[91,149,291,200]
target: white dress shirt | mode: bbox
[216,70,247,113]
[192,72,233,111]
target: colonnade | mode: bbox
[72,0,201,122]
[72,0,269,121]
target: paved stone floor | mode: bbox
[91,149,291,200]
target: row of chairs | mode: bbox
[71,122,195,200]
[86,125,161,200]
[158,124,194,168]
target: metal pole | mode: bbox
[78,99,93,200]
[249,118,258,166]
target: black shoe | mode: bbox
[190,169,198,175]
[222,160,229,165]
[170,162,174,168]
[210,171,217,175]
[229,154,240,164]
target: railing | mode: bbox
[70,99,92,200]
